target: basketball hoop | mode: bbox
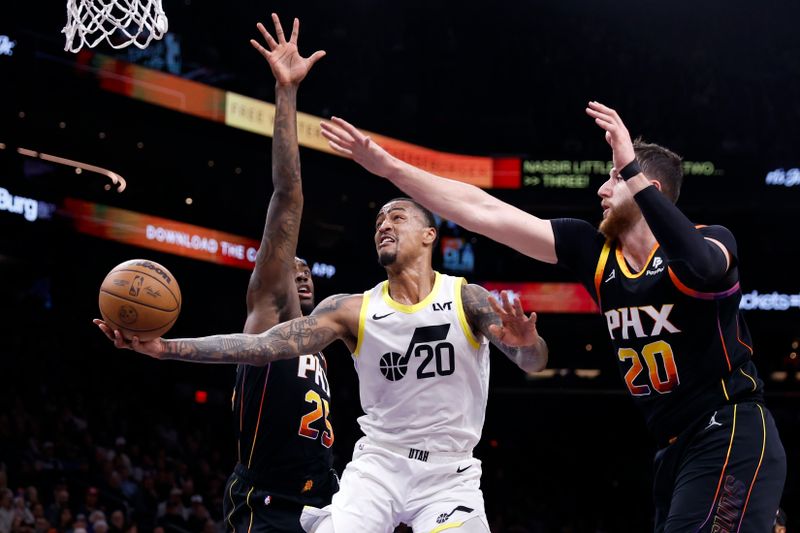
[63,0,169,53]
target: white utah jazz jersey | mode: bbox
[352,272,490,453]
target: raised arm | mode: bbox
[461,284,548,373]
[94,293,362,365]
[585,101,731,284]
[320,118,558,264]
[245,14,326,332]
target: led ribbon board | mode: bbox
[82,53,520,188]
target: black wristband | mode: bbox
[619,159,642,180]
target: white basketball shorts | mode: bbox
[300,437,488,532]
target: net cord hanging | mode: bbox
[63,0,168,52]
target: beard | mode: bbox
[599,198,642,239]
[378,250,397,266]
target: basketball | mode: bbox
[98,259,181,341]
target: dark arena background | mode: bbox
[1,1,798,531]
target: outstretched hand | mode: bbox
[320,117,397,178]
[93,319,167,359]
[487,291,540,348]
[250,13,326,87]
[585,101,636,171]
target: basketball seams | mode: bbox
[102,311,178,333]
[105,267,181,303]
[99,260,181,341]
[99,288,180,313]
[100,268,181,311]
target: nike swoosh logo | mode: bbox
[372,312,395,320]
[456,465,472,473]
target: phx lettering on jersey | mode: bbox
[297,355,330,395]
[604,304,681,340]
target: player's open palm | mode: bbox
[585,101,636,170]
[250,14,326,86]
[487,291,540,347]
[93,319,167,359]
[320,117,397,178]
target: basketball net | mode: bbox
[63,0,169,53]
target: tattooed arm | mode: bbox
[461,283,548,373]
[244,15,327,332]
[94,293,361,365]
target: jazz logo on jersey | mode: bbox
[605,304,681,340]
[379,324,455,381]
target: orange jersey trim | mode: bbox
[697,404,738,530]
[246,364,272,468]
[667,268,740,301]
[736,318,754,355]
[615,242,660,279]
[593,241,613,307]
[736,404,767,532]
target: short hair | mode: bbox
[383,197,439,246]
[634,139,683,203]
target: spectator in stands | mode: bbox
[12,496,35,530]
[45,487,69,526]
[0,489,15,533]
[77,487,101,518]
[108,509,126,533]
[157,499,189,531]
[186,494,210,533]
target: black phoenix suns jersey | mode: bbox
[232,352,333,500]
[553,219,763,445]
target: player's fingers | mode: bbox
[250,39,271,60]
[131,336,141,351]
[113,330,129,349]
[321,125,352,147]
[289,17,299,44]
[488,323,505,340]
[585,107,613,123]
[94,320,115,341]
[513,297,525,317]
[595,117,616,131]
[307,50,327,67]
[594,102,624,126]
[529,311,538,325]
[500,290,515,314]
[487,294,505,316]
[256,22,278,51]
[321,120,356,143]
[588,100,614,114]
[271,13,286,44]
[331,116,366,142]
[327,140,354,158]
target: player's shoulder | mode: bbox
[311,293,364,315]
[697,224,738,254]
[551,217,605,246]
[551,217,601,234]
[460,283,492,318]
